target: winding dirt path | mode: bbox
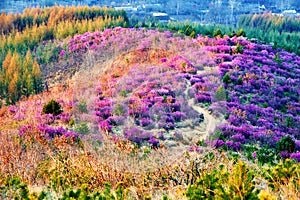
[186,98,219,139]
[183,68,224,142]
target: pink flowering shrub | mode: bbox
[201,34,300,161]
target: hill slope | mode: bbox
[0,27,299,199]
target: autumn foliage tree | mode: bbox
[0,6,128,34]
[0,6,128,105]
[0,50,42,104]
[238,13,300,55]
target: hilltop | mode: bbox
[0,6,299,200]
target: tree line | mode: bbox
[238,12,300,34]
[135,13,300,55]
[237,13,300,55]
[0,5,128,34]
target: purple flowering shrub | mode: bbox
[167,55,197,74]
[92,60,206,146]
[201,35,300,161]
[19,123,79,141]
[290,152,300,162]
[8,94,81,145]
[123,126,153,146]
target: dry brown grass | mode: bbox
[96,48,175,97]
[0,125,299,199]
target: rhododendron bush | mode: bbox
[198,35,300,160]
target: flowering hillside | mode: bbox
[199,35,300,162]
[0,27,299,199]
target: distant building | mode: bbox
[282,10,298,17]
[152,12,170,22]
[114,6,138,12]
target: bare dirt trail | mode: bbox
[183,67,224,143]
[186,98,219,139]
